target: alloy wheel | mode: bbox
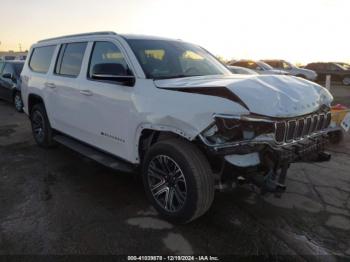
[14,94,23,111]
[147,155,187,212]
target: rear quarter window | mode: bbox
[29,46,56,73]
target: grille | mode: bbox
[275,112,331,143]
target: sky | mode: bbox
[0,0,349,64]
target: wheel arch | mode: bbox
[135,124,196,163]
[28,93,45,116]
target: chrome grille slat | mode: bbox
[275,122,286,143]
[316,114,325,131]
[286,120,296,142]
[295,118,304,139]
[303,117,312,137]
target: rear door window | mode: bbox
[29,46,56,73]
[55,42,87,77]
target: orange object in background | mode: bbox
[331,104,350,126]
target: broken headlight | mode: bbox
[202,115,275,145]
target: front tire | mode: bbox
[13,91,23,112]
[30,103,55,148]
[142,138,215,224]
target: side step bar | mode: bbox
[53,135,136,173]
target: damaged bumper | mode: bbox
[198,112,335,193]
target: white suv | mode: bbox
[21,32,334,223]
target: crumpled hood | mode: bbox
[155,75,333,118]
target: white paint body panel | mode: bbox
[20,33,333,164]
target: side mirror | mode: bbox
[256,66,262,71]
[92,63,135,86]
[2,73,13,80]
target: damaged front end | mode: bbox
[198,108,334,194]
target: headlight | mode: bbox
[202,115,275,145]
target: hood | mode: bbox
[155,75,333,118]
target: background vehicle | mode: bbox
[229,60,289,75]
[0,55,16,61]
[263,59,317,81]
[21,32,334,224]
[227,65,257,75]
[0,60,24,112]
[305,62,350,85]
[15,55,27,61]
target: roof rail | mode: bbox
[38,31,117,43]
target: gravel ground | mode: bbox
[0,84,349,261]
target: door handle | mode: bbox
[80,90,93,96]
[45,82,56,89]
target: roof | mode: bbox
[38,31,117,43]
[37,31,182,44]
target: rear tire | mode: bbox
[30,103,55,148]
[13,91,23,112]
[142,138,215,224]
[342,77,350,86]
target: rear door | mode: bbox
[45,42,88,136]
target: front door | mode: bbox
[76,41,135,161]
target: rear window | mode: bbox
[55,42,87,77]
[29,46,56,73]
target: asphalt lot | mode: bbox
[0,84,350,260]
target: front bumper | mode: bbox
[199,127,335,171]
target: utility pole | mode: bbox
[18,43,22,52]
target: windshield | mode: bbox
[257,61,273,70]
[336,63,349,70]
[126,39,231,79]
